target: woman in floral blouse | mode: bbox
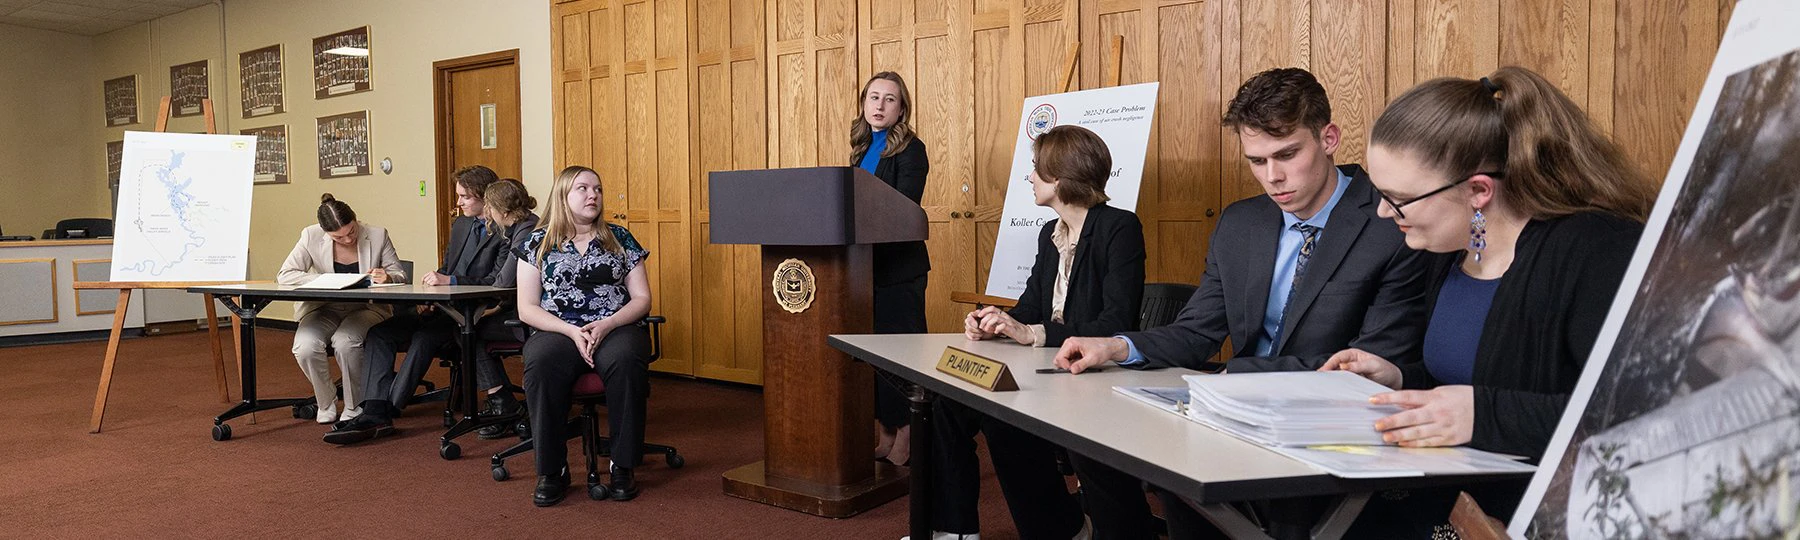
[515,165,653,507]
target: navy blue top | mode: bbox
[1422,265,1500,385]
[858,129,887,174]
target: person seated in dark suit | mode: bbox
[915,124,1146,540]
[1052,68,1439,540]
[327,165,509,444]
[465,178,541,439]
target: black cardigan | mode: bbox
[1007,204,1147,347]
[1400,212,1642,460]
[855,136,931,286]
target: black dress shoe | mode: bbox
[321,415,395,445]
[607,464,639,501]
[534,467,571,507]
[477,393,523,439]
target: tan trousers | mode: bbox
[291,302,387,410]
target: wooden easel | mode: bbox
[75,96,264,433]
[951,37,1127,310]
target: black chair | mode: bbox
[55,218,114,238]
[1138,282,1198,330]
[488,316,684,499]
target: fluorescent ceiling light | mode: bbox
[324,47,368,57]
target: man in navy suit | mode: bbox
[1054,68,1439,540]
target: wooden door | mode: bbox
[434,50,522,257]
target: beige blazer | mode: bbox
[278,222,409,320]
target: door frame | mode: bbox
[431,48,521,257]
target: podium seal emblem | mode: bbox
[772,258,816,314]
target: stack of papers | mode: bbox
[1182,371,1398,447]
[1113,371,1538,478]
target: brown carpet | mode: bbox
[0,329,1028,538]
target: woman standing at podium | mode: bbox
[277,194,406,425]
[851,71,931,466]
[940,125,1147,540]
[516,166,654,507]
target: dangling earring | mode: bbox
[1469,208,1488,263]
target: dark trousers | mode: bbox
[522,325,651,476]
[472,309,520,392]
[1070,455,1158,540]
[933,399,1084,538]
[360,309,513,417]
[874,274,927,428]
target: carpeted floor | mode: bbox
[0,329,1026,538]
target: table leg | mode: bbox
[89,289,134,434]
[1186,491,1371,540]
[1308,492,1370,540]
[210,296,311,441]
[434,301,511,459]
[906,380,933,540]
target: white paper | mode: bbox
[111,131,255,281]
[296,273,369,289]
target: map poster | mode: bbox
[112,131,255,281]
[983,82,1159,298]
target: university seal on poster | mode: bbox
[1026,104,1057,139]
[771,258,816,314]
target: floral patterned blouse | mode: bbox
[518,224,649,327]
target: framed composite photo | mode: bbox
[312,26,373,99]
[238,44,285,118]
[103,75,137,126]
[241,125,289,184]
[316,111,370,178]
[169,60,209,117]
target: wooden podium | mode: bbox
[709,167,926,517]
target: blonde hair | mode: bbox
[849,71,917,163]
[535,165,622,263]
[1371,66,1655,221]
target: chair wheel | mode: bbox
[211,424,232,441]
[492,466,509,482]
[440,442,461,460]
[587,484,611,501]
[292,403,314,419]
[666,452,685,469]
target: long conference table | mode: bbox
[829,333,1529,540]
[187,283,516,459]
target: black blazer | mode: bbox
[855,136,931,286]
[1008,204,1147,347]
[1120,165,1439,372]
[1400,212,1641,460]
[484,212,540,289]
[442,215,506,285]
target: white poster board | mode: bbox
[982,82,1159,298]
[1513,3,1800,538]
[111,131,255,281]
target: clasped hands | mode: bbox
[563,318,618,366]
[963,306,1032,346]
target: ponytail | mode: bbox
[1371,66,1656,222]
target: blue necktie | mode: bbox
[1270,223,1321,352]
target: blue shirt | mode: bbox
[1422,265,1499,385]
[1121,168,1352,365]
[858,130,887,174]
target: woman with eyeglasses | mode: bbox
[1322,66,1655,534]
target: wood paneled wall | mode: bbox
[553,0,1736,384]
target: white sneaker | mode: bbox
[340,406,362,421]
[315,403,339,424]
[899,532,979,540]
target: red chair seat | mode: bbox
[573,373,606,396]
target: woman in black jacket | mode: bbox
[1325,66,1656,535]
[853,71,932,466]
[921,125,1146,540]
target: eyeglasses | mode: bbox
[1375,171,1503,220]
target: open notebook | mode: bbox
[295,273,402,289]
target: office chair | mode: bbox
[55,218,114,238]
[1138,282,1198,330]
[487,316,684,500]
